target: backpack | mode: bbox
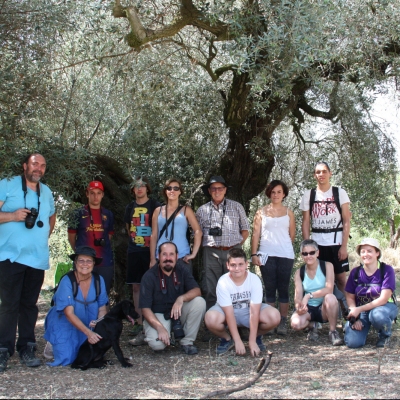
[353,262,397,306]
[309,186,342,243]
[51,270,101,307]
[300,260,349,316]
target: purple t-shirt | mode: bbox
[345,262,396,306]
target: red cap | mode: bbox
[87,181,104,191]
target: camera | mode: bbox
[25,208,38,229]
[164,312,185,340]
[94,238,106,247]
[208,227,222,236]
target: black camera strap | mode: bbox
[158,265,180,294]
[208,199,226,230]
[21,175,42,227]
[87,205,105,243]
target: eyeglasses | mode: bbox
[166,186,180,192]
[209,186,226,192]
[301,251,317,256]
[76,259,95,265]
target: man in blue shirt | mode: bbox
[0,153,56,372]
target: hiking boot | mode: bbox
[129,331,146,346]
[216,338,234,355]
[0,348,9,372]
[376,336,390,348]
[19,342,41,367]
[329,330,343,346]
[130,324,143,336]
[202,327,214,342]
[276,317,288,336]
[307,323,319,342]
[181,344,198,355]
[256,335,266,352]
[43,341,54,360]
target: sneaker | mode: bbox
[307,323,319,341]
[0,348,9,372]
[216,338,234,355]
[256,335,266,352]
[329,330,343,346]
[129,331,146,346]
[276,317,288,336]
[130,324,143,336]
[376,336,390,348]
[202,327,214,342]
[181,344,198,355]
[43,342,53,360]
[19,342,41,367]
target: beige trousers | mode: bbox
[144,296,206,350]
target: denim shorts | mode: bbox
[209,303,270,328]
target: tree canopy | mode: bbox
[1,1,400,295]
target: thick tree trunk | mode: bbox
[215,73,303,211]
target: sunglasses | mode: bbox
[166,186,180,192]
[209,186,226,192]
[301,251,317,256]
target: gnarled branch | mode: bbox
[201,353,273,399]
[298,82,339,120]
[113,0,230,51]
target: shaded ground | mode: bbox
[1,294,399,399]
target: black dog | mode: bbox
[71,300,139,370]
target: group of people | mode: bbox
[0,154,397,372]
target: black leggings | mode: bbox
[260,256,294,303]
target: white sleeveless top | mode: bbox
[258,207,294,259]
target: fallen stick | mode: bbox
[201,351,273,399]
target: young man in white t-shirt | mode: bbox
[300,162,351,294]
[204,248,280,356]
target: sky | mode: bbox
[370,85,400,163]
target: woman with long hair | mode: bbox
[149,178,202,273]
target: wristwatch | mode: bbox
[309,292,314,299]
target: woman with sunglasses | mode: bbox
[344,238,398,348]
[150,178,202,273]
[290,239,343,345]
[251,180,295,335]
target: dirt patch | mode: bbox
[1,295,399,399]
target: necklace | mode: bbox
[75,273,92,284]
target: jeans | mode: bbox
[0,260,44,356]
[344,303,398,348]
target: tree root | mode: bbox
[201,351,273,398]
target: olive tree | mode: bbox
[112,0,400,208]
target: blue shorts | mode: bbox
[209,303,270,328]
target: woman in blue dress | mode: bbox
[44,246,108,366]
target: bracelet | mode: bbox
[251,254,258,257]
